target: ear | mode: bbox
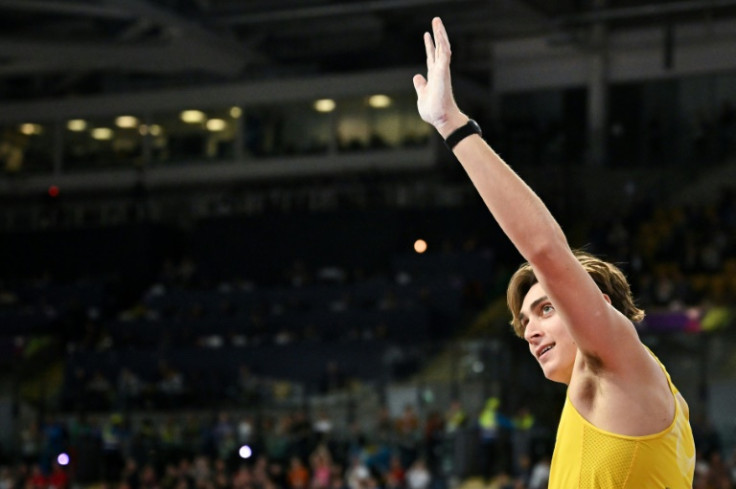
[602,293,612,305]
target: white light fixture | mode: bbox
[206,118,227,132]
[313,99,336,113]
[67,119,87,132]
[180,110,206,123]
[115,115,139,129]
[19,123,42,136]
[230,106,242,118]
[368,94,392,109]
[91,127,113,140]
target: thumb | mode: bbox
[412,74,427,95]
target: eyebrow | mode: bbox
[519,295,550,324]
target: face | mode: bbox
[520,283,577,384]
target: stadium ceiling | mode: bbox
[1,0,736,102]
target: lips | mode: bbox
[536,344,554,359]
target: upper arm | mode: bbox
[531,246,648,373]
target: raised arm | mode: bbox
[413,17,643,372]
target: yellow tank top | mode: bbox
[548,353,695,488]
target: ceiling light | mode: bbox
[149,124,162,136]
[115,115,139,128]
[206,119,227,132]
[67,119,87,132]
[230,106,242,118]
[91,127,113,140]
[180,110,206,123]
[313,99,336,113]
[368,94,392,108]
[19,123,42,136]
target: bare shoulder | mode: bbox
[568,343,676,437]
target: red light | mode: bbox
[48,185,59,198]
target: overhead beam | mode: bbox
[0,0,265,77]
[0,0,132,19]
[0,39,235,74]
[100,0,256,75]
[557,0,736,24]
[216,0,477,24]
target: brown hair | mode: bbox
[506,250,645,337]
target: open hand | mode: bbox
[412,17,464,136]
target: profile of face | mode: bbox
[520,282,577,384]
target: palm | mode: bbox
[416,69,451,126]
[413,17,458,128]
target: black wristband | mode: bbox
[444,119,482,150]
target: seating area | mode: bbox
[0,208,490,412]
[54,246,491,412]
[1,180,734,416]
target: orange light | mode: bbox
[414,239,428,254]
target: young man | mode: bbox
[413,17,695,487]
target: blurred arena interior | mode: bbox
[1,1,736,489]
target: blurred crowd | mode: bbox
[7,399,542,489]
[588,186,736,314]
[4,390,736,489]
[0,166,734,489]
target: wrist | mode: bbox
[443,119,482,150]
[435,112,469,140]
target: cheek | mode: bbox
[549,317,569,337]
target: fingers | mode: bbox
[423,32,435,69]
[432,17,451,59]
[412,74,427,95]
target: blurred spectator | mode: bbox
[477,397,502,481]
[236,415,255,447]
[423,410,444,471]
[527,455,550,489]
[212,412,236,462]
[405,459,431,489]
[27,464,47,489]
[386,454,406,488]
[309,445,333,489]
[0,467,14,489]
[312,411,333,443]
[287,457,309,489]
[511,407,535,477]
[234,365,261,404]
[47,460,69,489]
[86,371,113,411]
[117,368,144,410]
[444,400,466,435]
[100,414,126,482]
[20,420,41,466]
[157,362,186,408]
[345,456,369,489]
[395,404,420,469]
[320,362,346,394]
[122,458,141,489]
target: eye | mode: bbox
[541,304,555,315]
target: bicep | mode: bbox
[533,249,644,371]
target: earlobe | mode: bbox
[602,293,612,305]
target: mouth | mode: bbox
[536,344,555,359]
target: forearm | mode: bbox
[414,17,569,266]
[447,121,569,263]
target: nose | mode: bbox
[523,318,541,343]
